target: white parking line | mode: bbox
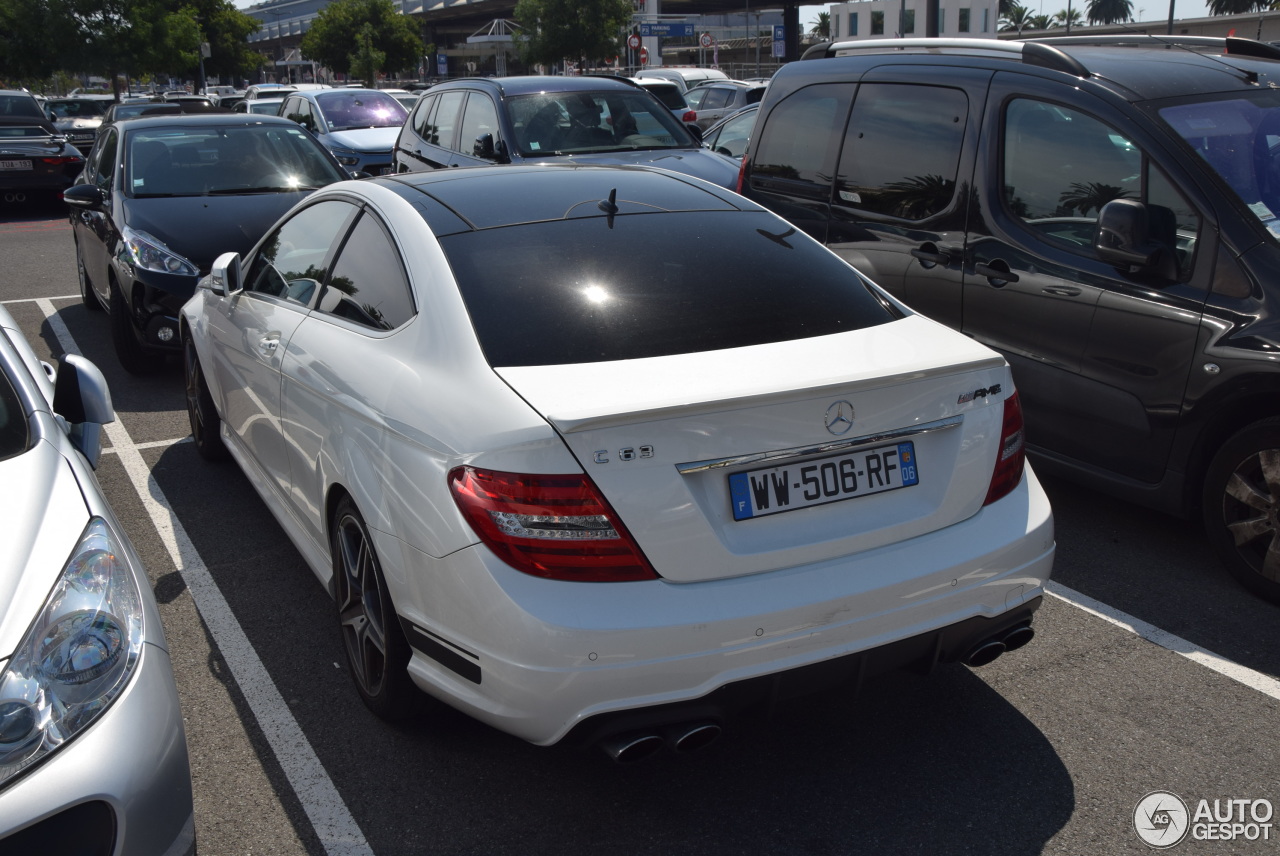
[34,299,375,856]
[1047,581,1280,701]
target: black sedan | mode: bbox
[64,113,348,374]
[0,117,85,203]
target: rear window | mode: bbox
[440,211,898,367]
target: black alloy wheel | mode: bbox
[76,240,101,312]
[331,496,422,720]
[183,334,227,461]
[1203,418,1280,605]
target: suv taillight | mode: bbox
[984,391,1026,506]
[682,110,697,123]
[448,466,658,582]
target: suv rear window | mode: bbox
[440,211,899,366]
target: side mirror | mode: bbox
[685,122,704,144]
[1095,198,1178,281]
[473,132,496,161]
[204,251,242,296]
[62,183,107,210]
[52,354,115,469]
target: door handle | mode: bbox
[911,242,962,268]
[1042,285,1082,297]
[258,336,279,355]
[974,262,1020,286]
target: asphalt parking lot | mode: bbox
[2,192,1279,855]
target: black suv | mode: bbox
[740,35,1280,603]
[392,75,740,189]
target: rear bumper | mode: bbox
[389,465,1055,747]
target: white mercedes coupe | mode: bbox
[180,164,1055,762]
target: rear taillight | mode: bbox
[983,391,1026,506]
[448,466,658,582]
[682,110,697,123]
[40,157,83,165]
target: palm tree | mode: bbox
[810,12,831,38]
[1208,0,1266,12]
[1029,13,1057,27]
[1000,4,1035,32]
[1054,6,1084,26]
[1087,0,1134,22]
[1059,181,1131,216]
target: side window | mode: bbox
[752,84,852,188]
[458,93,500,156]
[92,129,118,190]
[1002,98,1200,276]
[285,99,315,132]
[835,83,967,221]
[430,91,465,149]
[245,200,356,305]
[411,93,437,137]
[318,212,414,330]
[701,88,732,111]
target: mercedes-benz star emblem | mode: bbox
[825,400,855,436]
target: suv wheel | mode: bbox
[1203,418,1280,604]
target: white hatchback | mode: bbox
[180,164,1055,761]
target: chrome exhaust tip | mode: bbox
[664,721,722,754]
[964,639,1006,668]
[600,732,664,764]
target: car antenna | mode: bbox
[598,188,619,227]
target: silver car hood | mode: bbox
[0,437,90,659]
[325,126,400,152]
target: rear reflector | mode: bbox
[448,466,658,582]
[984,391,1025,506]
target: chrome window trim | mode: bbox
[675,414,963,475]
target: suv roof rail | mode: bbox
[1027,34,1280,61]
[803,37,1089,77]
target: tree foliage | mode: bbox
[300,0,423,78]
[1208,0,1267,13]
[513,0,632,69]
[809,11,831,38]
[0,0,259,90]
[1086,0,1133,24]
[999,4,1034,31]
[349,24,385,86]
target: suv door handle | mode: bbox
[911,242,962,268]
[1042,285,1081,297]
[974,261,1020,286]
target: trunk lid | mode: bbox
[494,315,1013,583]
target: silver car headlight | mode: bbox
[121,228,199,277]
[0,518,145,787]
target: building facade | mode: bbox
[829,0,1001,40]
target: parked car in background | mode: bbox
[0,116,85,203]
[382,88,420,111]
[243,83,297,101]
[682,80,767,131]
[0,304,196,856]
[393,76,739,189]
[632,66,729,92]
[180,163,1053,760]
[701,103,757,161]
[234,97,286,116]
[44,95,114,148]
[0,89,50,121]
[631,77,698,126]
[278,88,407,175]
[64,113,348,374]
[742,34,1280,604]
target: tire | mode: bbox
[109,282,162,375]
[1202,418,1280,604]
[76,240,101,312]
[183,333,227,461]
[331,496,423,721]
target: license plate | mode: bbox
[379,166,394,175]
[0,160,32,171]
[728,442,919,521]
